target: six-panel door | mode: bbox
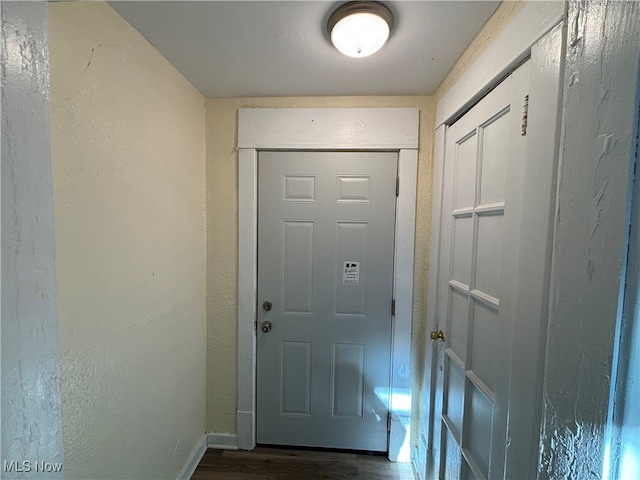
[257,150,398,451]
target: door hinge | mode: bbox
[521,94,529,136]
[254,319,257,331]
[395,177,400,196]
[387,411,392,430]
[391,298,396,316]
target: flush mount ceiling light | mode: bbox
[328,1,394,58]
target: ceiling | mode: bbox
[109,1,501,98]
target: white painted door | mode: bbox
[432,61,530,479]
[256,150,397,451]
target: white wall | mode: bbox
[539,1,640,477]
[606,136,640,479]
[1,3,65,477]
[49,3,207,478]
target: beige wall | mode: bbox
[50,3,206,479]
[206,97,435,435]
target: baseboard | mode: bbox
[207,432,238,450]
[177,434,207,480]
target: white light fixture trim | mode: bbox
[328,2,394,58]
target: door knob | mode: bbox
[262,300,273,312]
[261,321,272,333]
[430,330,445,342]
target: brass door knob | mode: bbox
[430,330,445,342]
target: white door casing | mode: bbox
[256,151,397,450]
[238,108,418,461]
[425,14,565,480]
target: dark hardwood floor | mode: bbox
[191,447,416,479]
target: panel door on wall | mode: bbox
[433,61,531,479]
[256,150,397,451]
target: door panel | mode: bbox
[332,342,365,418]
[257,150,397,451]
[282,221,315,314]
[280,341,312,416]
[433,61,531,479]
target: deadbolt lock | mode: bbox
[261,321,272,333]
[430,330,445,342]
[262,300,273,312]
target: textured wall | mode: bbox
[539,1,640,477]
[49,3,206,479]
[206,97,434,443]
[1,3,65,478]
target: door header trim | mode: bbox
[238,108,419,150]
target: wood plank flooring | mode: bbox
[191,447,416,480]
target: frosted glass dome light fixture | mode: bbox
[328,1,394,58]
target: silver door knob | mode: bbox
[261,321,272,333]
[262,301,273,312]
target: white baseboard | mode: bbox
[207,432,238,450]
[176,432,239,480]
[177,434,207,480]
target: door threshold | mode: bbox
[256,443,388,457]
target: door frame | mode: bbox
[237,107,419,462]
[425,1,566,478]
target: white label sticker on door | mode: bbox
[343,262,360,286]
